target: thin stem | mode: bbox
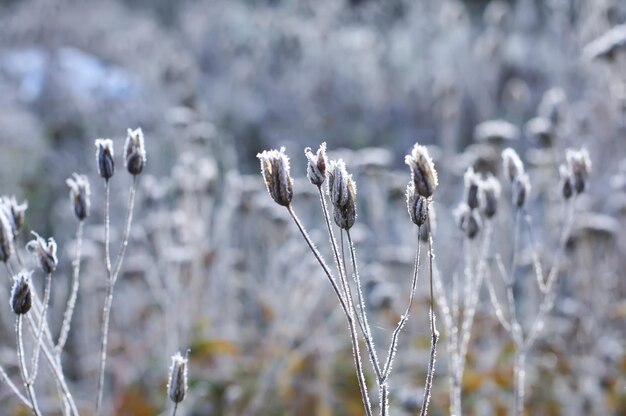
[286,205,373,416]
[346,229,382,380]
[458,222,493,378]
[16,316,42,416]
[514,352,526,416]
[104,180,112,281]
[522,197,576,351]
[25,314,78,415]
[56,220,85,353]
[0,365,32,408]
[420,205,439,416]
[382,238,421,380]
[112,176,138,284]
[96,177,139,415]
[29,272,51,384]
[317,184,381,387]
[173,402,179,416]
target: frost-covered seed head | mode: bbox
[454,203,481,239]
[405,144,438,198]
[66,173,91,220]
[125,128,147,175]
[26,232,58,274]
[1,196,28,237]
[479,175,501,218]
[328,160,357,229]
[512,173,531,208]
[257,147,294,207]
[502,148,524,183]
[559,164,573,200]
[95,139,115,180]
[10,271,32,315]
[0,209,14,262]
[168,351,188,404]
[304,142,327,186]
[406,182,429,227]
[464,167,480,210]
[566,148,591,194]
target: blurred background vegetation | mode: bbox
[0,0,625,414]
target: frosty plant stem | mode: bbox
[56,219,85,353]
[16,316,42,416]
[96,176,138,415]
[420,209,439,416]
[95,130,144,415]
[286,204,373,416]
[487,147,589,416]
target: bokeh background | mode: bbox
[0,0,625,414]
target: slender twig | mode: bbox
[29,272,51,384]
[286,204,373,416]
[112,176,138,284]
[420,206,439,416]
[173,402,179,416]
[522,197,576,351]
[382,238,421,380]
[56,220,85,353]
[346,229,382,379]
[16,316,42,416]
[96,176,138,415]
[0,365,31,408]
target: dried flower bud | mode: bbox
[168,351,189,404]
[328,160,357,230]
[1,196,28,236]
[26,232,58,274]
[464,167,480,210]
[0,210,14,262]
[454,203,481,239]
[95,139,115,180]
[125,128,147,175]
[502,148,524,183]
[559,164,573,200]
[512,173,531,208]
[479,175,501,218]
[566,148,591,194]
[10,271,32,315]
[257,147,294,207]
[66,173,91,220]
[304,142,327,186]
[405,144,438,198]
[406,182,428,227]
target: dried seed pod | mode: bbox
[559,164,573,200]
[406,182,428,227]
[10,271,32,315]
[95,138,115,180]
[502,148,524,183]
[464,167,480,210]
[304,142,327,186]
[257,147,294,207]
[512,173,531,208]
[405,144,438,198]
[168,351,189,404]
[66,173,91,220]
[125,128,147,175]
[479,175,501,218]
[454,203,481,239]
[566,148,591,194]
[1,196,28,236]
[0,210,14,262]
[328,160,357,229]
[26,232,58,274]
